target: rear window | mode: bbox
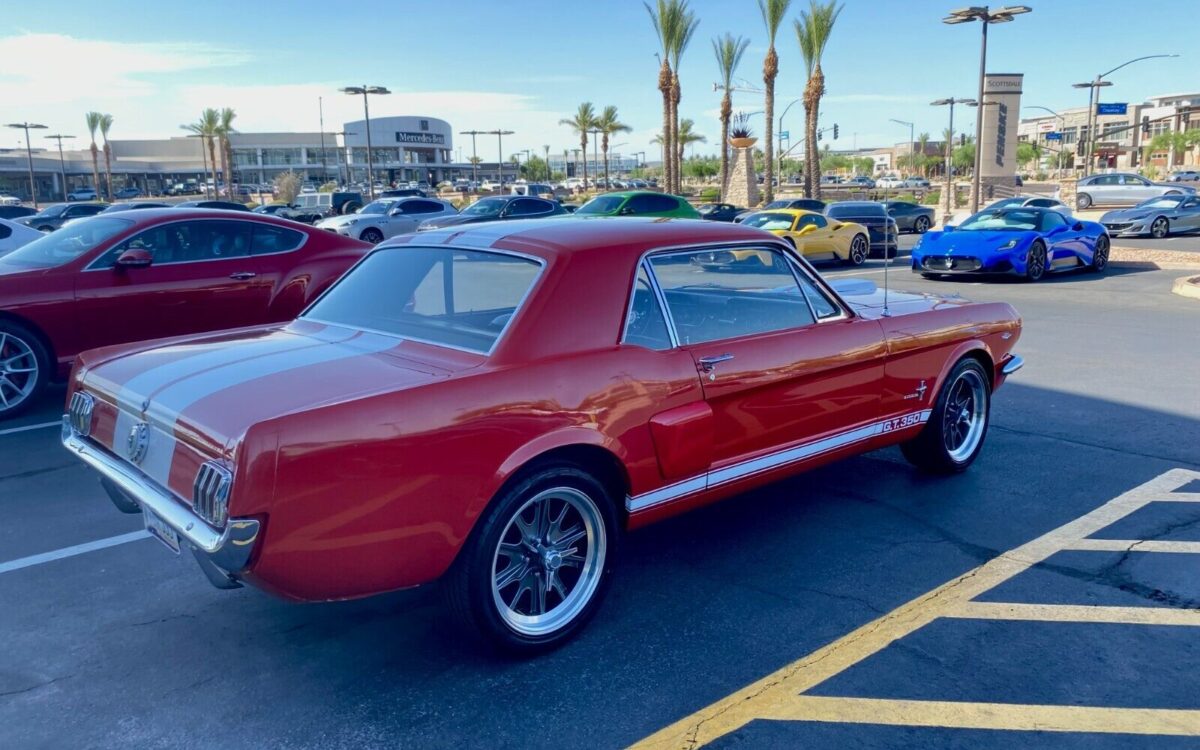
[303,246,542,353]
[828,203,885,218]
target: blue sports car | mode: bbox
[911,206,1110,282]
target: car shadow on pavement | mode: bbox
[3,384,1199,749]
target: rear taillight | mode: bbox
[193,461,232,528]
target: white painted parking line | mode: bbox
[0,421,61,437]
[0,530,149,575]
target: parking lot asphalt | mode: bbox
[2,246,1199,749]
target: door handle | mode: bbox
[229,271,257,280]
[698,353,734,372]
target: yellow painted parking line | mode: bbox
[633,468,1200,749]
[946,601,1200,627]
[754,697,1200,737]
[1067,538,1200,554]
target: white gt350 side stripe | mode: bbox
[626,410,932,513]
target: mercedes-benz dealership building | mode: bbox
[0,115,464,200]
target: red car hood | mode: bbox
[78,320,453,499]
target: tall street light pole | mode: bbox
[943,5,1032,212]
[339,85,391,200]
[588,129,602,187]
[330,130,356,188]
[890,118,914,177]
[460,130,485,188]
[931,98,976,224]
[7,122,48,209]
[45,133,76,201]
[1072,54,1177,177]
[487,130,514,187]
[318,96,328,183]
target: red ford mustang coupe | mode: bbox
[0,209,370,417]
[62,218,1022,652]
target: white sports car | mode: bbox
[317,197,457,243]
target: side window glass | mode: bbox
[508,199,544,216]
[810,214,828,228]
[1040,212,1067,231]
[251,224,305,255]
[649,248,815,345]
[411,200,444,214]
[625,195,655,213]
[622,265,672,350]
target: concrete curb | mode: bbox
[1171,275,1200,301]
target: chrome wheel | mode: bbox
[1093,234,1110,271]
[847,235,868,265]
[914,216,930,234]
[1150,217,1169,239]
[943,369,987,463]
[0,331,39,413]
[1025,242,1046,281]
[491,487,606,638]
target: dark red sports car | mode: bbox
[64,218,1022,652]
[0,209,370,417]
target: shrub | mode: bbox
[1035,171,1048,181]
[699,187,720,201]
[318,181,338,193]
[273,170,302,204]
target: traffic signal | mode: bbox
[833,124,839,140]
[1141,116,1150,135]
[1076,139,1086,156]
[959,133,966,147]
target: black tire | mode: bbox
[1024,240,1047,282]
[900,357,991,474]
[0,319,50,420]
[842,234,869,266]
[341,201,362,215]
[1077,193,1093,210]
[914,215,931,234]
[1091,233,1110,273]
[441,463,619,654]
[1150,216,1170,239]
[359,228,384,244]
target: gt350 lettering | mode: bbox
[882,413,924,432]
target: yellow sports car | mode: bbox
[726,208,872,266]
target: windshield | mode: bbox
[304,246,542,354]
[576,196,626,215]
[741,212,796,231]
[0,217,132,268]
[359,200,397,215]
[1136,196,1185,209]
[958,209,1040,232]
[462,199,507,216]
[828,204,884,218]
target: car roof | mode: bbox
[382,216,771,263]
[83,207,314,227]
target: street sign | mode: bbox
[780,131,789,140]
[1044,132,1063,141]
[1097,103,1128,115]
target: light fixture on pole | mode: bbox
[931,98,976,224]
[460,130,485,188]
[889,118,915,177]
[486,130,514,187]
[339,85,391,200]
[44,133,76,201]
[943,5,1032,212]
[1071,54,1176,177]
[6,122,48,209]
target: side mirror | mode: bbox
[618,206,636,215]
[115,248,152,269]
[797,224,816,235]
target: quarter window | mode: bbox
[794,214,828,230]
[622,265,672,350]
[250,224,305,255]
[648,248,815,345]
[627,194,680,214]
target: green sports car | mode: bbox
[575,191,701,219]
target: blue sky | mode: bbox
[2,0,1193,159]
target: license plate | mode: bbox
[143,508,181,555]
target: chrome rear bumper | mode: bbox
[61,416,259,586]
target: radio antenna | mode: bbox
[881,169,891,317]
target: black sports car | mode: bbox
[417,196,565,230]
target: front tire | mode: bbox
[1150,216,1170,239]
[1024,241,1047,282]
[1077,193,1093,210]
[914,215,930,234]
[0,320,50,419]
[844,234,869,266]
[1091,234,1110,273]
[901,358,991,474]
[442,464,619,654]
[359,228,384,244]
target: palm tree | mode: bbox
[713,33,750,197]
[676,119,707,179]
[85,112,103,198]
[559,103,598,190]
[668,6,699,194]
[98,114,114,201]
[595,106,632,191]
[916,132,930,177]
[646,1,680,194]
[180,109,221,199]
[217,108,237,199]
[796,0,843,199]
[759,0,791,204]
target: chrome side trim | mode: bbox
[62,417,259,572]
[1001,354,1024,375]
[625,410,932,513]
